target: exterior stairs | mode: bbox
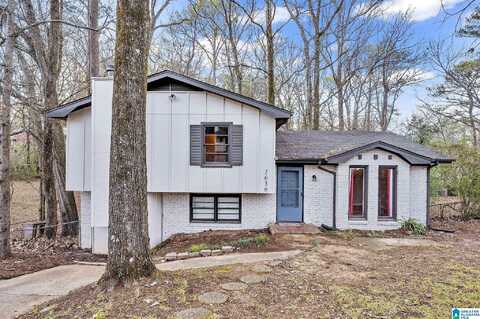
[268,223,322,235]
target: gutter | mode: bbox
[317,164,336,230]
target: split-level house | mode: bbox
[48,70,452,254]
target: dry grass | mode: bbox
[18,220,480,319]
[11,178,40,226]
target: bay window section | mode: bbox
[378,166,397,219]
[348,166,367,219]
[191,194,241,222]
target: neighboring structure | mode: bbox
[48,70,452,254]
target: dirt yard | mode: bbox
[2,179,105,280]
[17,219,480,319]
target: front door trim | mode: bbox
[276,165,304,223]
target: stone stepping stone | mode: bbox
[240,274,267,284]
[220,282,248,291]
[198,291,228,304]
[173,307,212,319]
[252,264,272,273]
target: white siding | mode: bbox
[147,91,276,194]
[91,79,113,229]
[65,108,91,191]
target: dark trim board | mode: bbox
[276,165,304,223]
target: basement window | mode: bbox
[190,194,241,223]
[348,166,367,219]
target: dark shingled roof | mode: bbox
[276,130,453,165]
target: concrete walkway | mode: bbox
[0,250,301,319]
[0,265,105,319]
[157,250,302,271]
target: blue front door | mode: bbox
[277,166,303,222]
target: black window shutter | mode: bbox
[230,125,243,166]
[190,125,202,166]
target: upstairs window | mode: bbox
[204,125,229,164]
[348,166,367,219]
[378,166,397,219]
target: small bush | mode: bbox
[400,218,426,235]
[189,243,208,253]
[254,234,269,246]
[234,238,254,248]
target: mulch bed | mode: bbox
[152,229,293,257]
[0,237,106,280]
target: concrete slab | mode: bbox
[157,250,302,271]
[0,264,105,319]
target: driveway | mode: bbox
[0,264,104,319]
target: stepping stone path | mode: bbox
[252,264,272,273]
[240,274,267,284]
[220,282,248,291]
[174,307,213,319]
[198,291,228,304]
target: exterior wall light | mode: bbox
[312,174,317,182]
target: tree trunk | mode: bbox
[0,0,16,258]
[102,0,155,285]
[265,0,275,105]
[53,125,78,236]
[88,0,100,83]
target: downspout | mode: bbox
[318,164,336,230]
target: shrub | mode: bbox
[189,243,208,253]
[234,237,254,248]
[431,144,480,219]
[400,218,426,235]
[254,234,269,246]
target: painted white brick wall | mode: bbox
[79,192,91,249]
[303,165,334,227]
[160,193,276,240]
[335,149,427,231]
[410,166,428,224]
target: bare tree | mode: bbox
[102,0,155,285]
[0,0,16,258]
[422,40,480,146]
[88,0,100,81]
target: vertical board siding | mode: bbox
[146,91,276,194]
[66,108,91,191]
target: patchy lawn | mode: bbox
[18,220,480,319]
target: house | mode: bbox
[47,70,452,254]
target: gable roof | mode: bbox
[276,130,453,165]
[47,70,291,122]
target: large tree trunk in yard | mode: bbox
[102,0,155,285]
[0,0,16,258]
[53,125,78,236]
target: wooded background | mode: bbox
[0,0,479,259]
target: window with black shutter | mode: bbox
[190,122,243,167]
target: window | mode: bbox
[190,194,241,222]
[348,166,367,219]
[378,166,397,219]
[204,125,229,164]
